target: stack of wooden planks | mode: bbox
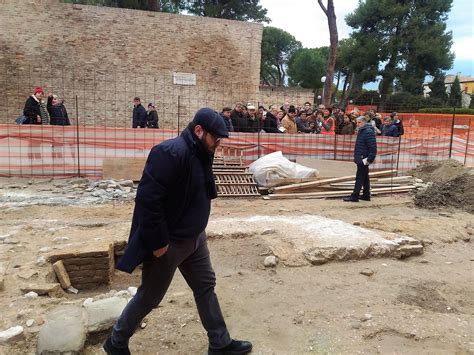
[263,170,415,200]
[213,148,260,198]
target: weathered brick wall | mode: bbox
[258,87,315,109]
[0,0,262,127]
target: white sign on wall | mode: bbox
[173,72,196,86]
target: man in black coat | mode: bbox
[263,105,281,133]
[47,94,70,126]
[344,116,377,202]
[132,97,147,128]
[104,108,252,355]
[23,87,44,124]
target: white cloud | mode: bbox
[260,0,358,48]
[452,36,474,61]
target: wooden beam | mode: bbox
[271,170,397,194]
[265,185,415,200]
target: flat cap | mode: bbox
[193,108,229,138]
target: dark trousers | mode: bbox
[111,232,231,349]
[351,163,370,199]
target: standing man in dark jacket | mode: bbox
[23,87,44,124]
[263,105,281,133]
[104,108,252,355]
[344,116,377,202]
[391,112,404,136]
[132,97,147,128]
[220,106,234,132]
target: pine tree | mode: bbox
[429,73,448,103]
[448,76,462,107]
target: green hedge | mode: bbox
[418,108,474,115]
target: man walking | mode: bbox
[343,115,377,202]
[132,97,147,128]
[104,108,252,355]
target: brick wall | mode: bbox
[0,0,262,127]
[258,87,315,109]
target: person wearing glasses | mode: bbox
[104,108,252,355]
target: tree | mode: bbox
[448,75,462,107]
[428,73,448,103]
[318,0,338,106]
[62,0,185,12]
[346,0,454,110]
[62,0,270,20]
[187,0,270,22]
[287,47,327,96]
[260,27,302,86]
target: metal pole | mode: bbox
[464,118,472,166]
[75,95,81,177]
[395,135,402,175]
[177,95,181,136]
[257,101,261,159]
[448,106,456,159]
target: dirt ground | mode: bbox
[0,176,473,354]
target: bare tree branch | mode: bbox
[318,0,328,17]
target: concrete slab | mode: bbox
[37,306,86,354]
[84,296,129,333]
[207,215,423,266]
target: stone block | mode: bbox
[53,260,71,289]
[84,297,128,333]
[20,283,63,298]
[0,326,24,344]
[37,306,86,355]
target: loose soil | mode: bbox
[0,177,473,354]
[412,159,474,213]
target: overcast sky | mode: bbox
[259,0,474,79]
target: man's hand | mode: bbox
[153,245,169,258]
[362,158,369,166]
[36,115,41,123]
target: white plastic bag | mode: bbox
[249,151,318,187]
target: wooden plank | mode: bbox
[271,170,397,194]
[102,158,146,181]
[266,177,321,188]
[374,176,412,183]
[296,157,356,178]
[330,182,401,188]
[265,185,415,200]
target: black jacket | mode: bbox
[133,104,147,128]
[47,96,70,126]
[23,96,41,124]
[219,112,233,132]
[146,110,159,128]
[354,124,377,165]
[263,112,280,133]
[116,127,217,273]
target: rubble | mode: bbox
[0,325,24,344]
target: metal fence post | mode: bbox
[448,106,456,159]
[75,95,81,177]
[464,118,472,166]
[177,95,181,136]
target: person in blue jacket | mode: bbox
[381,116,399,137]
[104,108,252,355]
[343,115,377,202]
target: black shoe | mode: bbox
[343,196,359,202]
[208,339,253,355]
[360,196,371,201]
[103,337,131,355]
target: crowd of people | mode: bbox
[220,102,405,137]
[18,87,404,137]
